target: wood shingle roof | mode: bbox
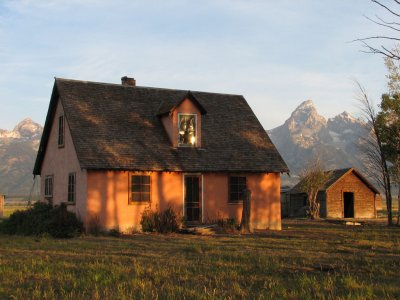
[33,78,289,174]
[290,168,379,194]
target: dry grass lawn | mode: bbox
[0,219,399,299]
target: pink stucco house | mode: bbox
[33,77,289,231]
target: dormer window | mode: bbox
[178,113,196,147]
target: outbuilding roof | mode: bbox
[34,78,289,174]
[290,168,380,194]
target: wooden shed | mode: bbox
[286,168,380,218]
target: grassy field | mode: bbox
[0,219,399,299]
[1,205,30,218]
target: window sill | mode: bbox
[63,201,76,206]
[128,201,150,205]
[228,202,243,205]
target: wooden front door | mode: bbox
[184,175,201,222]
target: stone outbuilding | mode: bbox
[286,168,380,218]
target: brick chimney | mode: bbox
[121,76,136,86]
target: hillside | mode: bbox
[0,118,42,196]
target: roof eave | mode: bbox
[33,79,59,175]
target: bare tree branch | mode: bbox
[355,1,400,60]
[357,41,400,60]
[375,14,400,27]
[372,0,400,17]
[365,15,400,32]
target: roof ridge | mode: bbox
[55,77,243,97]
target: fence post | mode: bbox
[240,189,252,233]
[0,195,4,218]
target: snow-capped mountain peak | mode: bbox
[0,118,42,140]
[0,118,43,195]
[288,100,326,128]
[13,118,42,139]
[268,100,368,174]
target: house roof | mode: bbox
[33,78,289,175]
[156,91,207,116]
[290,168,380,194]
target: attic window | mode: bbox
[58,115,64,147]
[178,114,196,147]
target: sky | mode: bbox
[0,0,397,130]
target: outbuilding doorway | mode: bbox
[343,192,354,218]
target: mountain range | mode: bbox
[0,118,43,196]
[268,100,368,176]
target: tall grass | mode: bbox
[0,219,399,299]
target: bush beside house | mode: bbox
[0,202,83,238]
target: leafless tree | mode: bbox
[355,0,400,60]
[298,156,332,220]
[355,81,394,225]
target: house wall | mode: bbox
[161,98,202,147]
[326,172,376,218]
[85,171,281,231]
[375,194,383,211]
[86,171,183,231]
[202,173,281,230]
[40,98,87,220]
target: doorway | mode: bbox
[343,192,354,218]
[184,175,202,222]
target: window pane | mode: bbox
[131,176,141,185]
[130,175,151,202]
[131,192,141,202]
[131,185,141,192]
[178,114,196,146]
[230,193,238,202]
[58,116,64,146]
[141,176,150,184]
[141,193,150,202]
[230,177,238,185]
[238,177,246,185]
[68,173,75,202]
[229,176,246,203]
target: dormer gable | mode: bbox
[158,91,206,148]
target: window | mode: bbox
[58,115,64,147]
[130,175,151,203]
[68,172,76,203]
[229,176,247,203]
[178,114,196,146]
[44,175,53,201]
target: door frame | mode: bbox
[182,173,204,222]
